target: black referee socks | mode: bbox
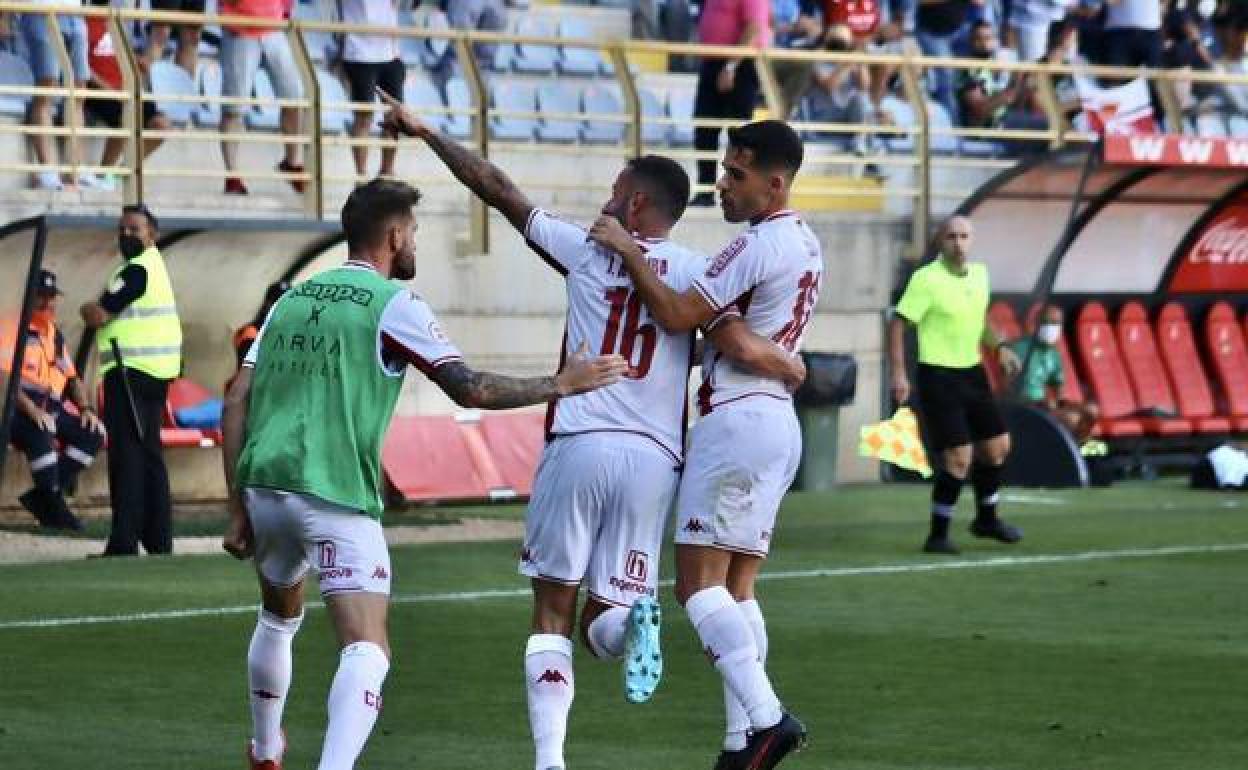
[929,471,964,538]
[970,462,1003,523]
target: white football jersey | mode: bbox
[525,208,700,463]
[692,210,823,414]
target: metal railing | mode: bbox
[0,2,1243,255]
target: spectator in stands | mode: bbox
[443,0,506,73]
[1006,304,1100,443]
[82,13,171,190]
[0,269,101,531]
[1161,4,1214,71]
[340,0,404,182]
[769,0,829,114]
[218,0,304,196]
[1044,17,1088,120]
[804,25,878,152]
[957,20,1047,131]
[17,2,92,190]
[143,0,204,77]
[80,204,182,557]
[690,0,771,206]
[1007,0,1075,61]
[1100,0,1162,67]
[1206,5,1248,118]
[916,0,975,114]
[881,0,919,33]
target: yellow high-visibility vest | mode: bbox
[98,247,182,380]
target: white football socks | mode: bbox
[525,633,575,770]
[248,610,302,761]
[585,606,629,660]
[722,599,768,750]
[686,586,783,732]
[317,641,390,770]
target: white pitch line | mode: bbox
[2,542,1246,632]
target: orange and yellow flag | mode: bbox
[858,407,931,478]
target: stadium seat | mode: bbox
[0,50,34,118]
[490,81,537,141]
[638,86,668,145]
[194,60,222,128]
[537,82,582,142]
[316,68,351,135]
[513,17,558,75]
[668,90,694,146]
[1155,303,1230,433]
[1115,302,1192,435]
[383,415,494,501]
[582,84,626,144]
[1204,301,1248,431]
[247,69,281,131]
[404,75,447,134]
[1074,302,1144,437]
[982,301,1021,393]
[444,77,473,139]
[557,19,605,77]
[423,11,452,69]
[1229,115,1248,139]
[150,61,196,126]
[1195,112,1228,138]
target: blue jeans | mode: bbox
[916,29,957,117]
[18,13,89,83]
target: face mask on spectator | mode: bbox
[118,234,145,260]
[1038,323,1061,345]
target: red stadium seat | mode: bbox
[1074,303,1144,436]
[1115,302,1191,435]
[479,411,546,497]
[1054,335,1085,405]
[1155,303,1231,433]
[1205,302,1248,431]
[982,301,1022,393]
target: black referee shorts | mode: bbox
[915,363,1007,451]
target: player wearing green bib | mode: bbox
[220,179,628,770]
[888,215,1024,555]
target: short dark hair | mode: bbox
[341,178,423,252]
[626,154,690,224]
[121,202,158,231]
[726,120,804,177]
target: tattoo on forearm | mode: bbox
[425,131,526,215]
[435,362,558,409]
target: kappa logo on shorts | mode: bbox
[682,519,708,534]
[520,548,536,564]
[371,565,389,580]
[624,550,648,582]
[318,541,337,569]
[761,530,772,542]
[364,690,383,711]
[537,669,569,686]
[703,645,721,665]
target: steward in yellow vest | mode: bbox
[80,204,182,557]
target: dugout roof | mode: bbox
[943,137,1248,298]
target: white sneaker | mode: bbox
[34,171,63,190]
[78,173,118,191]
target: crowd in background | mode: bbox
[0,0,1246,193]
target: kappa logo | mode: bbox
[372,565,389,580]
[520,548,536,564]
[537,669,569,686]
[294,281,374,306]
[703,646,721,665]
[625,549,648,582]
[760,530,772,542]
[251,689,280,700]
[682,519,707,534]
[364,690,383,711]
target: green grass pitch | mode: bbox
[1,480,1246,769]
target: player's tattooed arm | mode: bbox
[378,90,534,233]
[431,345,629,409]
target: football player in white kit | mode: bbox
[380,97,806,770]
[590,120,822,770]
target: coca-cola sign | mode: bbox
[1170,197,1248,292]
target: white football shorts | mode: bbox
[520,431,679,607]
[243,486,392,596]
[674,397,802,557]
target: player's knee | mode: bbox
[942,450,972,479]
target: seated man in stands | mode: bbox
[957,20,1047,131]
[1,270,104,530]
[1007,304,1099,443]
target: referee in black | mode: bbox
[888,215,1024,554]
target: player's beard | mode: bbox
[391,246,416,281]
